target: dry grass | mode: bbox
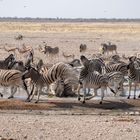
[0,22,140,33]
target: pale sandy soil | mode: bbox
[0,113,140,140]
[0,22,140,140]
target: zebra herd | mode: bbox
[0,51,140,104]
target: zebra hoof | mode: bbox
[138,95,140,98]
[99,101,102,104]
[82,100,85,104]
[133,97,136,100]
[0,93,3,98]
[78,97,81,101]
[127,96,130,99]
[25,99,31,102]
[8,96,14,99]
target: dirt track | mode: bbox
[0,97,140,140]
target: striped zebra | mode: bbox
[127,56,140,99]
[22,62,77,103]
[37,60,79,97]
[105,63,128,75]
[51,77,79,97]
[104,62,128,93]
[78,64,124,104]
[0,69,30,99]
[101,42,117,55]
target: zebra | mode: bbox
[103,62,128,94]
[0,69,30,99]
[36,59,80,97]
[79,44,87,53]
[0,54,15,69]
[101,42,117,55]
[50,76,79,97]
[22,62,77,103]
[77,67,124,104]
[105,62,128,76]
[127,56,140,99]
[44,46,59,56]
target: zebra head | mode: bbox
[80,55,90,67]
[22,66,40,81]
[128,56,137,62]
[5,54,16,67]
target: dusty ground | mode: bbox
[0,21,140,140]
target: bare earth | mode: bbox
[0,21,140,140]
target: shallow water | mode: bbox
[0,83,140,101]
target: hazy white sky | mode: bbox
[0,0,140,18]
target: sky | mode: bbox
[0,0,140,19]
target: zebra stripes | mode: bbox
[0,69,29,99]
[127,57,140,99]
[105,63,128,76]
[78,65,124,104]
[22,62,77,103]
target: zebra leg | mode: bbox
[82,87,86,104]
[85,89,97,100]
[77,84,81,101]
[26,84,35,102]
[22,80,30,101]
[134,83,137,99]
[87,88,91,95]
[100,87,105,104]
[128,81,132,99]
[8,86,17,99]
[29,86,37,102]
[35,87,42,103]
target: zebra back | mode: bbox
[105,63,128,75]
[0,69,22,86]
[46,62,76,84]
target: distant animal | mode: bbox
[101,42,117,55]
[15,34,23,40]
[79,44,87,53]
[44,46,59,55]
